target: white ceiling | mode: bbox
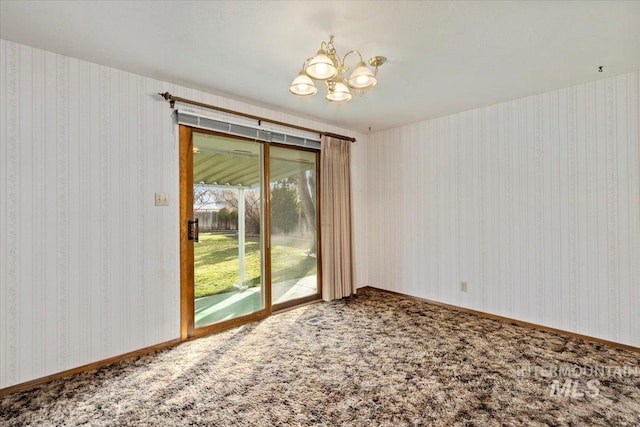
[1,1,639,133]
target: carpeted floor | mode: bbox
[1,287,639,426]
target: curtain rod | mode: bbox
[158,92,356,143]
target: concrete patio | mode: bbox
[195,275,318,327]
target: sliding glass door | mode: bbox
[270,146,319,308]
[180,127,320,337]
[191,132,265,329]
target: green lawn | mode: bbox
[194,233,317,298]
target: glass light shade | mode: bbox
[326,81,352,102]
[348,61,377,89]
[289,72,317,96]
[306,51,337,80]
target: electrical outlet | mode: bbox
[155,192,169,206]
[460,281,468,292]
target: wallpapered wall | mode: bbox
[1,36,637,389]
[363,71,639,347]
[0,39,366,389]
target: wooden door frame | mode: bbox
[179,125,194,340]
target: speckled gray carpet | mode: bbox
[1,287,639,426]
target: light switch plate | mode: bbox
[155,192,169,206]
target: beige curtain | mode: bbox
[320,136,355,301]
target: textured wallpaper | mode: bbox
[0,39,364,389]
[364,71,639,347]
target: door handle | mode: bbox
[188,218,199,242]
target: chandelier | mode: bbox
[289,35,386,102]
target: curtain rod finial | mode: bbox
[158,92,175,109]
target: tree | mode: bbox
[271,180,298,234]
[193,187,217,212]
[214,189,261,234]
[292,170,317,252]
[218,207,230,230]
[228,209,238,230]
